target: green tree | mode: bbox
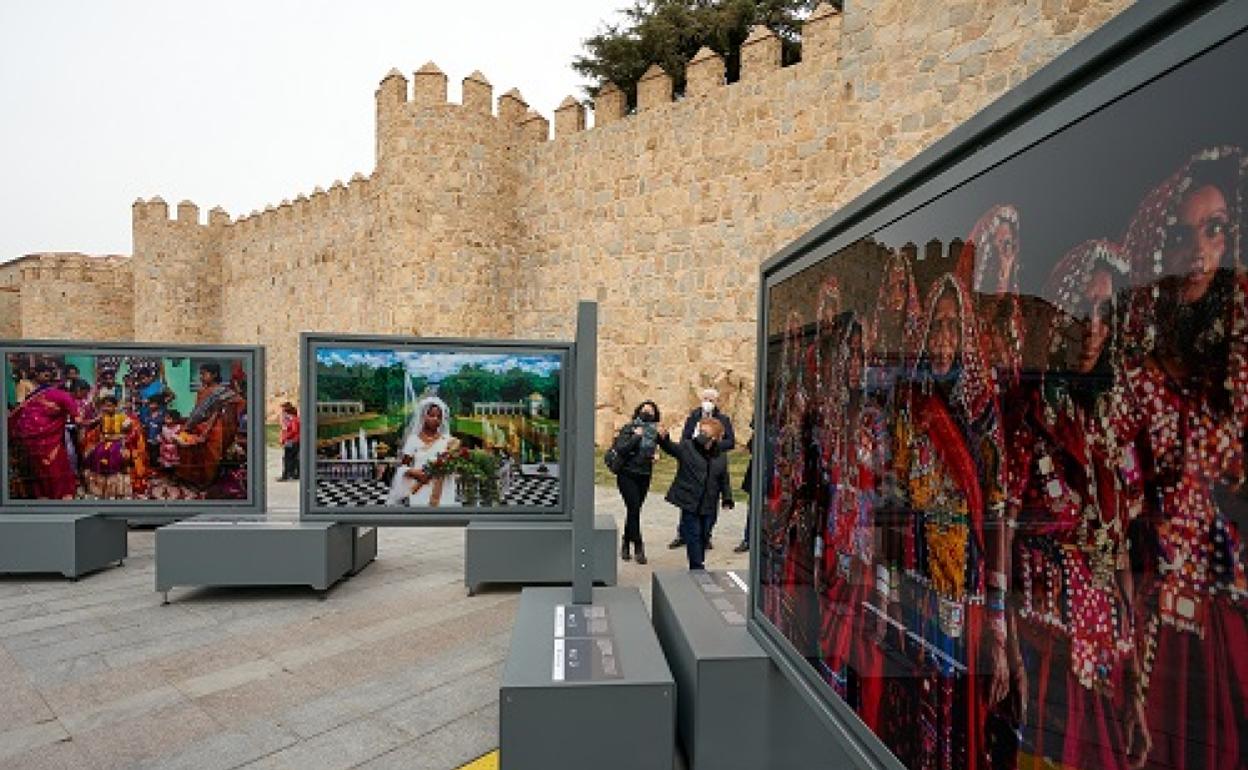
[498,368,539,403]
[315,362,420,417]
[538,373,561,419]
[573,0,832,110]
[437,365,503,416]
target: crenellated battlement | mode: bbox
[15,0,1133,440]
[375,62,543,123]
[131,196,232,231]
[15,252,130,277]
[371,3,842,147]
[221,172,374,237]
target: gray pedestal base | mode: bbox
[652,570,768,770]
[155,517,371,601]
[0,514,127,578]
[500,586,675,770]
[464,515,617,595]
[652,570,859,770]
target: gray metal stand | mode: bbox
[0,513,127,578]
[351,526,378,575]
[502,304,678,768]
[652,569,858,769]
[155,516,368,602]
[500,586,675,770]
[463,515,618,595]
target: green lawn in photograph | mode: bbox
[316,411,405,443]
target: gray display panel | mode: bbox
[2,340,265,518]
[750,4,1248,770]
[300,333,572,525]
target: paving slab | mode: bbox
[0,447,752,768]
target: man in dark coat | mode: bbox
[658,417,734,570]
[668,387,735,549]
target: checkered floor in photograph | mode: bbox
[314,475,561,508]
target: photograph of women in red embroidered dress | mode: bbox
[757,26,1248,770]
[797,279,847,659]
[763,309,818,653]
[958,205,1027,389]
[815,312,888,730]
[888,274,1010,770]
[867,250,923,396]
[1116,147,1248,770]
[1004,239,1144,769]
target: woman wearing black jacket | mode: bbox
[657,417,734,570]
[611,400,662,564]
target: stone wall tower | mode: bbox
[131,198,227,342]
[370,63,523,337]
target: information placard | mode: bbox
[691,570,749,626]
[551,603,622,682]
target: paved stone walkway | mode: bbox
[0,451,750,769]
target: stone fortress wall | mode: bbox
[2,254,133,342]
[7,0,1131,441]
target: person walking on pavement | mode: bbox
[658,418,734,570]
[669,387,735,550]
[610,400,662,564]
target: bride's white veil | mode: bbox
[398,396,451,452]
[386,395,452,505]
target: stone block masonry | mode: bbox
[8,0,1132,444]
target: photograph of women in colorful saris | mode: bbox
[6,360,79,500]
[5,352,250,502]
[173,362,246,490]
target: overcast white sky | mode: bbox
[0,0,626,263]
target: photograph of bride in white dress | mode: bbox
[385,396,460,507]
[312,347,562,511]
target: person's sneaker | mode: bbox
[668,537,684,549]
[705,537,713,550]
[635,546,648,565]
[733,540,749,553]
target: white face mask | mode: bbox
[701,400,715,413]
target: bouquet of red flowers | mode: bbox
[424,446,474,479]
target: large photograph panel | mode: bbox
[311,344,564,514]
[757,25,1248,770]
[5,349,253,504]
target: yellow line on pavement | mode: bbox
[455,749,499,770]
